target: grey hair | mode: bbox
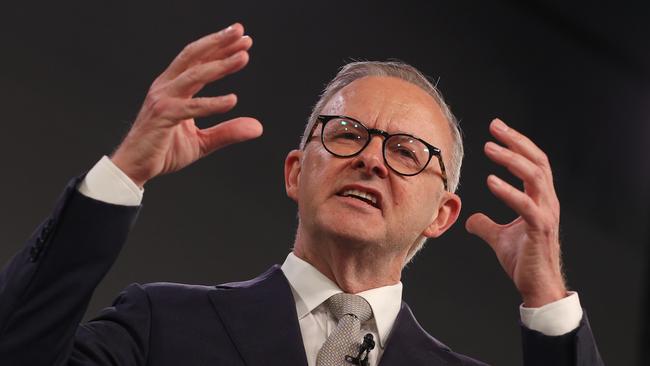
[299,61,464,264]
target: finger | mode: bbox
[202,35,252,64]
[484,141,549,199]
[489,119,552,176]
[167,50,249,97]
[162,94,239,121]
[487,174,543,227]
[160,23,245,81]
[465,212,500,248]
[198,117,263,156]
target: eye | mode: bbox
[334,131,362,140]
[386,136,428,169]
[327,120,365,141]
[395,145,419,162]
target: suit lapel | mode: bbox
[207,265,308,366]
[379,302,462,366]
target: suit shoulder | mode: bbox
[135,264,282,297]
[115,282,217,312]
[395,302,489,365]
[118,266,283,308]
[417,325,489,365]
[137,282,216,298]
[214,265,282,290]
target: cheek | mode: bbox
[299,151,338,202]
[391,181,440,226]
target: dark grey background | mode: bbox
[0,1,648,365]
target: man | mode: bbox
[0,23,603,365]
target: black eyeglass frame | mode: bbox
[307,115,449,191]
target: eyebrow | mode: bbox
[337,114,433,142]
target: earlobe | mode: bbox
[284,149,302,202]
[423,193,462,238]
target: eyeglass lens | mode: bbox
[322,117,430,175]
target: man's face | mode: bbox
[287,76,460,256]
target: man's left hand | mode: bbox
[465,118,567,307]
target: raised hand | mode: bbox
[465,119,566,307]
[111,23,262,187]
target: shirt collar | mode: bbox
[281,252,403,348]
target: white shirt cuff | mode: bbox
[519,291,583,336]
[77,156,143,206]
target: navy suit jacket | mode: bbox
[0,178,604,365]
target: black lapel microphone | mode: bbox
[345,333,375,365]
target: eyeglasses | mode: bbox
[307,115,448,191]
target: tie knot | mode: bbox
[325,293,373,323]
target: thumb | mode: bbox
[465,213,500,250]
[199,117,263,156]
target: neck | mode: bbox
[292,227,405,293]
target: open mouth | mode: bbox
[337,189,380,209]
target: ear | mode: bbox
[422,192,462,238]
[284,149,302,202]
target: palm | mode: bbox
[491,218,527,280]
[162,119,204,174]
[492,217,560,294]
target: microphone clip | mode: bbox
[345,333,375,366]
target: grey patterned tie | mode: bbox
[316,293,374,366]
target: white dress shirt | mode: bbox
[78,156,585,360]
[281,252,401,366]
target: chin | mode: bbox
[313,212,387,247]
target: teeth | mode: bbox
[341,189,377,205]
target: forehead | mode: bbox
[321,76,452,151]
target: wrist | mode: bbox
[110,150,149,188]
[522,284,567,308]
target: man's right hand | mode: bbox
[111,23,262,188]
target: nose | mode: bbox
[351,136,389,178]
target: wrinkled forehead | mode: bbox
[321,76,452,152]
